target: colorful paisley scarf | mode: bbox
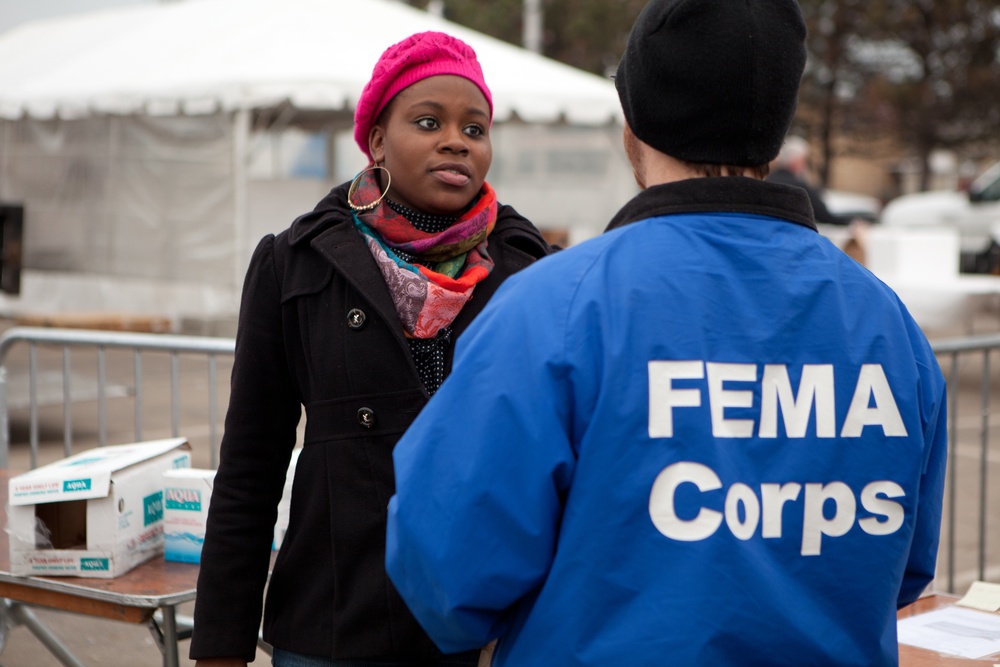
[352,169,497,339]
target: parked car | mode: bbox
[823,189,882,223]
[880,161,1000,273]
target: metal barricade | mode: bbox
[931,332,1000,594]
[0,325,237,666]
[0,325,996,599]
[0,326,235,471]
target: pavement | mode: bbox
[0,602,201,667]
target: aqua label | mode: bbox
[63,478,92,492]
[165,487,202,512]
[80,558,109,571]
[143,491,164,526]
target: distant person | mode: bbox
[190,31,553,667]
[768,135,850,224]
[386,1,947,665]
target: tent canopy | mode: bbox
[0,0,631,327]
[0,0,623,125]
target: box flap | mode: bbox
[163,468,216,481]
[9,437,189,506]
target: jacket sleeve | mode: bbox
[386,267,576,653]
[898,369,948,608]
[190,235,303,660]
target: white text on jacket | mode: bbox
[647,361,908,555]
[648,361,907,439]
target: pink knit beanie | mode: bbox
[354,31,493,161]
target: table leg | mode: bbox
[160,605,179,667]
[0,598,12,653]
[7,601,85,667]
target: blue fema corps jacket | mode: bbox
[387,177,947,667]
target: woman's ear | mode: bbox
[368,125,386,165]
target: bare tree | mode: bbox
[402,0,644,76]
[406,0,1000,191]
[796,0,878,187]
[859,0,1000,189]
[538,0,646,76]
[401,0,523,46]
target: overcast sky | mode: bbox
[0,0,154,35]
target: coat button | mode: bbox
[347,308,366,330]
[357,407,375,428]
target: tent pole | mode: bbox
[523,0,542,53]
[232,109,250,293]
[0,119,8,195]
[326,128,338,183]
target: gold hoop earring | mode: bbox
[348,164,392,212]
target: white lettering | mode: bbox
[648,463,907,556]
[724,483,760,540]
[760,482,802,538]
[801,482,856,556]
[649,361,907,440]
[648,461,722,540]
[841,364,907,437]
[648,361,704,438]
[706,363,756,438]
[859,481,905,535]
[759,364,836,438]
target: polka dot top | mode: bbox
[386,199,457,234]
[385,199,460,395]
[408,327,452,395]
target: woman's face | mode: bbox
[368,75,492,215]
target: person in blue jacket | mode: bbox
[386,1,948,665]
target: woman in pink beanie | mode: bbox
[191,31,552,667]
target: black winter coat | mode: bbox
[190,181,552,661]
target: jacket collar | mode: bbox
[288,181,353,246]
[605,176,817,233]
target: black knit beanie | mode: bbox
[615,0,807,166]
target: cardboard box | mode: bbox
[7,438,192,578]
[162,468,215,564]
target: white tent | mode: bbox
[0,0,632,331]
[0,0,622,124]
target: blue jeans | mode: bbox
[271,648,479,667]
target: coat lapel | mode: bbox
[309,220,415,354]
